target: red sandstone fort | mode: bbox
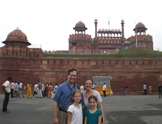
[0,19,161,95]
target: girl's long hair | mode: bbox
[66,89,82,110]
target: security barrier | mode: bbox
[95,86,111,96]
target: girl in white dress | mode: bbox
[67,89,83,124]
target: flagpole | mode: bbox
[135,23,137,47]
[108,17,110,29]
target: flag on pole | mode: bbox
[108,17,110,29]
[108,17,110,25]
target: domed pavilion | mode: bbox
[2,27,31,48]
[73,21,87,34]
[133,22,147,35]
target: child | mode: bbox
[84,95,102,124]
[67,89,83,124]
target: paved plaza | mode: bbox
[0,94,162,124]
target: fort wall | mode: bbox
[1,53,162,95]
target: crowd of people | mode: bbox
[7,80,25,98]
[123,83,161,96]
[142,83,161,96]
[5,80,58,99]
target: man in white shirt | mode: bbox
[92,83,96,89]
[143,83,147,95]
[33,83,38,96]
[53,83,58,94]
[80,84,84,93]
[19,81,25,98]
[103,83,107,97]
[2,77,12,113]
[37,81,43,98]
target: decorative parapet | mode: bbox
[98,29,121,33]
[127,35,152,42]
[0,46,43,57]
[69,34,92,42]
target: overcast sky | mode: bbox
[0,0,162,51]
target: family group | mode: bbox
[53,68,104,124]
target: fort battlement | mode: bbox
[0,47,43,57]
[69,34,92,42]
[97,37,122,43]
[127,34,152,42]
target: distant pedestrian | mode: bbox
[158,82,162,98]
[27,82,32,98]
[48,83,52,98]
[80,84,84,93]
[42,83,44,97]
[51,84,53,91]
[148,85,152,94]
[19,81,25,98]
[2,77,12,113]
[10,81,15,98]
[143,83,147,95]
[14,81,18,97]
[44,83,48,97]
[43,84,45,96]
[37,81,43,98]
[53,83,58,94]
[124,84,128,95]
[103,83,106,97]
[51,83,57,98]
[92,83,96,89]
[33,83,38,96]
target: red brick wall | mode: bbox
[127,35,153,50]
[1,55,162,95]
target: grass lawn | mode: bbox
[43,50,162,58]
